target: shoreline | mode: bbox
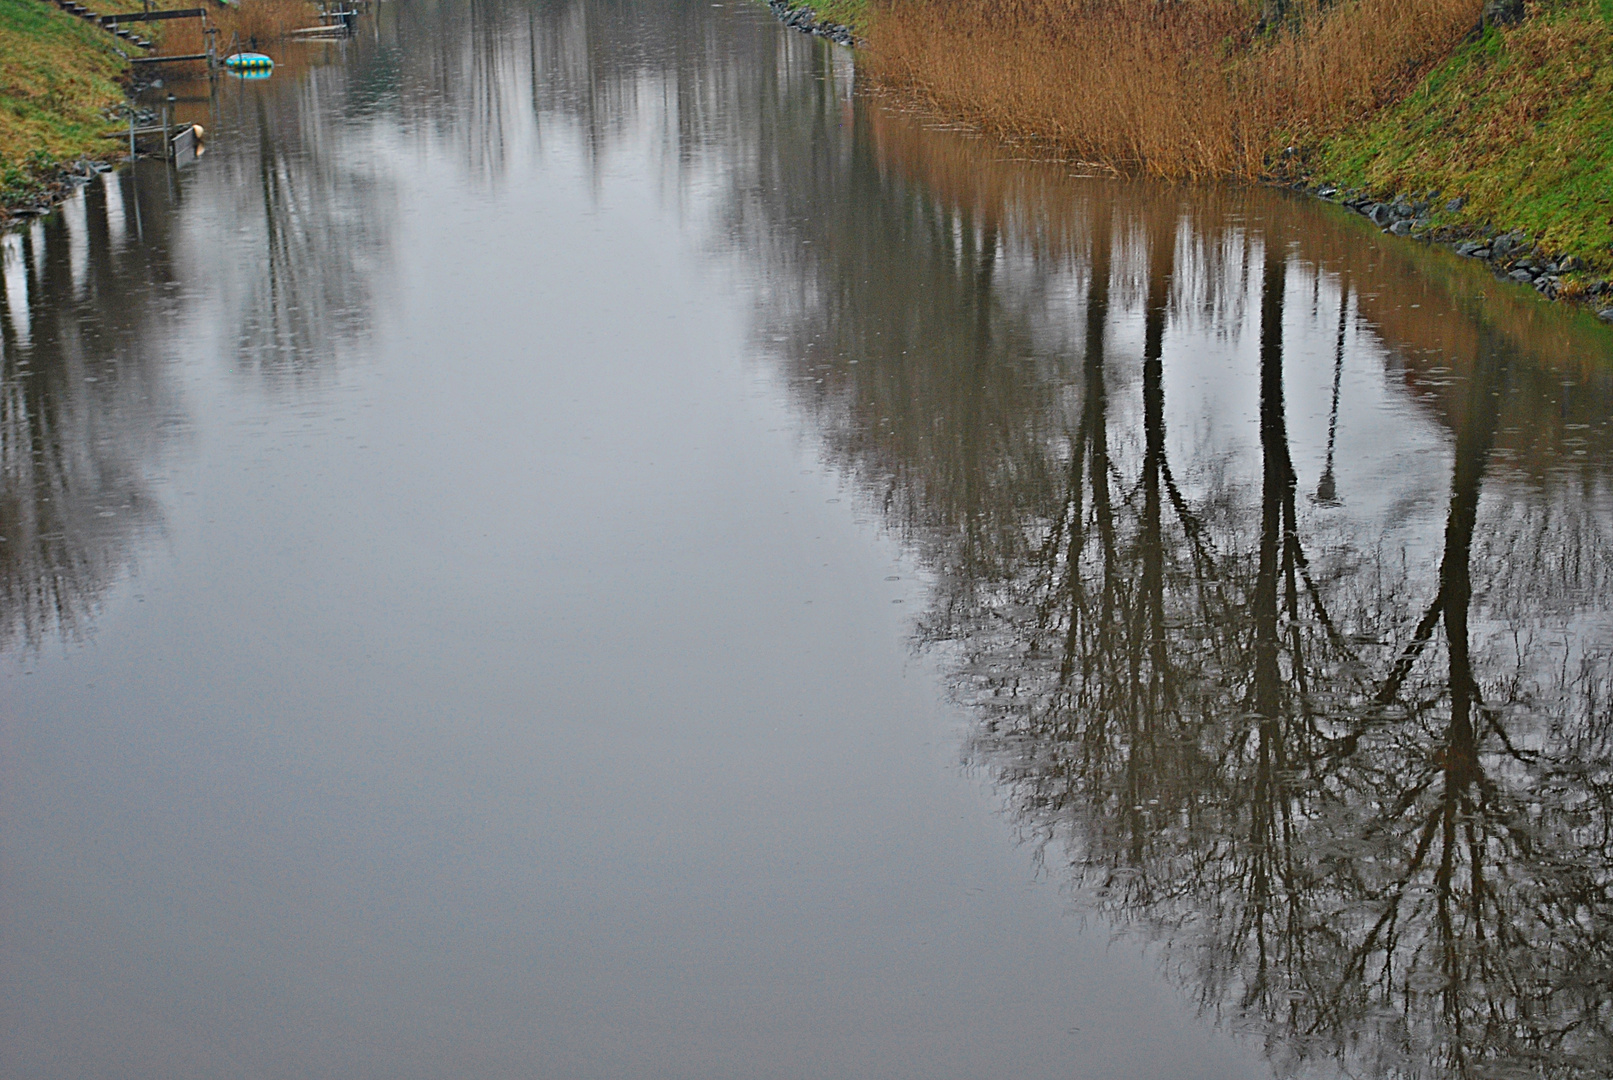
[1285,178,1612,317]
[1,0,323,231]
[763,0,1613,323]
[767,0,856,46]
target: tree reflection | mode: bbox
[0,179,174,648]
[731,86,1613,1075]
[954,231,1613,1077]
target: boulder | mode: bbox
[1559,255,1586,273]
[1390,220,1413,236]
[1484,0,1525,25]
[1368,203,1395,227]
[1598,308,1613,323]
[1509,268,1535,282]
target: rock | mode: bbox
[1559,255,1586,273]
[1392,199,1415,219]
[1368,203,1395,227]
[1445,197,1466,213]
[1509,268,1536,282]
[1317,186,1338,199]
[1390,220,1413,236]
[1471,248,1492,260]
[1484,0,1525,24]
[1535,276,1559,298]
[1457,241,1482,256]
[1492,233,1519,258]
[1598,308,1613,323]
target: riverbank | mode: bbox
[0,0,129,214]
[1296,1,1613,302]
[768,0,1613,311]
[1,0,323,223]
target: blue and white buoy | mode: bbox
[224,52,274,75]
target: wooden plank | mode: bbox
[171,125,198,166]
[130,52,210,62]
[102,8,205,22]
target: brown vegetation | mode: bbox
[865,0,1487,178]
[161,0,321,55]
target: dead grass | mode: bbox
[865,0,1486,178]
[161,0,322,55]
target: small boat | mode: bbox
[224,52,274,74]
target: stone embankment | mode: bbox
[1297,183,1613,321]
[767,0,855,47]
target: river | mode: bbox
[2,2,1612,1078]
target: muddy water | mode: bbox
[3,2,1612,1078]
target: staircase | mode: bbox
[55,0,154,50]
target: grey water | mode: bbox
[3,2,1612,1078]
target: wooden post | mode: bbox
[162,102,170,160]
[128,108,137,161]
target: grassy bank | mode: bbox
[2,0,323,217]
[0,0,128,207]
[772,0,1613,278]
[1314,2,1613,274]
[790,0,870,31]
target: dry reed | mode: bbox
[866,0,1486,178]
[161,0,322,55]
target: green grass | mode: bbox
[774,0,871,33]
[1315,0,1613,273]
[0,0,128,206]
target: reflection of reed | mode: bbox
[864,105,1613,482]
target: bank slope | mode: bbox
[1315,1,1613,275]
[0,0,127,205]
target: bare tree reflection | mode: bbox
[723,76,1613,1074]
[0,179,176,648]
[194,73,394,379]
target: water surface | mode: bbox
[3,2,1612,1078]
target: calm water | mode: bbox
[3,2,1613,1078]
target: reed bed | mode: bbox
[865,0,1486,178]
[161,0,321,54]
